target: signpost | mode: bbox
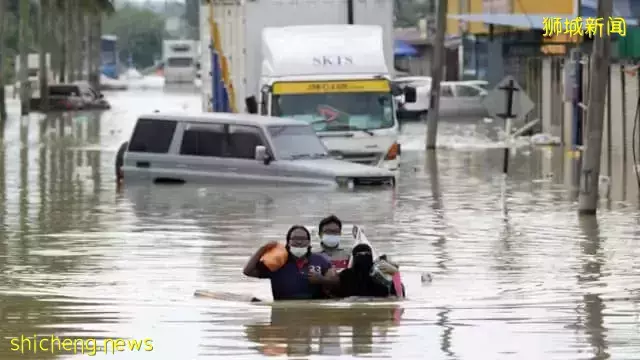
[482,75,535,174]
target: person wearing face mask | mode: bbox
[316,243,405,298]
[315,215,350,271]
[243,225,332,301]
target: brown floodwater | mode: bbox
[0,84,639,359]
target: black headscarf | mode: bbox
[340,244,374,296]
[351,244,374,272]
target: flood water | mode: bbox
[1,83,639,359]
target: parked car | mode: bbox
[394,76,431,121]
[30,82,110,112]
[439,81,488,118]
[394,77,489,120]
[73,81,111,109]
[458,80,489,91]
[116,112,396,188]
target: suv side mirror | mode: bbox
[254,145,271,165]
[245,96,258,114]
[403,86,417,103]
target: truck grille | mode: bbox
[333,152,383,166]
[353,176,395,186]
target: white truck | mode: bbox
[200,0,415,171]
[163,39,198,84]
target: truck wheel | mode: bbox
[115,141,129,182]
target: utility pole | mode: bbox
[577,0,613,215]
[572,0,584,151]
[425,0,448,150]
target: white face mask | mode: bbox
[289,246,308,258]
[321,234,341,248]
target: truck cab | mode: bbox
[246,25,415,171]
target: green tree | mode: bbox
[18,0,30,115]
[0,2,8,125]
[185,0,200,40]
[394,0,434,28]
[103,4,166,69]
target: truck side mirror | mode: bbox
[403,86,417,103]
[391,84,403,96]
[245,96,258,114]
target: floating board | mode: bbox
[194,290,262,303]
[193,290,403,308]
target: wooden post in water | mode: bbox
[577,0,613,215]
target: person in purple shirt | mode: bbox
[243,225,333,301]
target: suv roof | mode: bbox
[139,112,305,127]
[50,84,80,88]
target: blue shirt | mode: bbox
[256,253,331,301]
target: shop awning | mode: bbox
[394,39,418,56]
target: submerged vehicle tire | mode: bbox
[115,141,129,182]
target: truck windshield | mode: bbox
[167,57,193,67]
[271,92,395,132]
[267,125,329,160]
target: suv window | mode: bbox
[456,85,482,97]
[128,119,177,153]
[49,85,79,96]
[179,124,226,157]
[441,85,454,97]
[227,125,265,159]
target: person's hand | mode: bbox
[264,241,279,249]
[308,271,325,284]
[377,260,398,275]
[260,241,279,254]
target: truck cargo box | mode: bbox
[200,0,393,112]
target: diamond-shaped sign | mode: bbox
[483,75,534,125]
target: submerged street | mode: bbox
[0,83,639,359]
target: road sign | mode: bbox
[483,75,535,124]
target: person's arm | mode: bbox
[243,242,277,278]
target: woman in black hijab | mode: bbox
[334,244,403,298]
